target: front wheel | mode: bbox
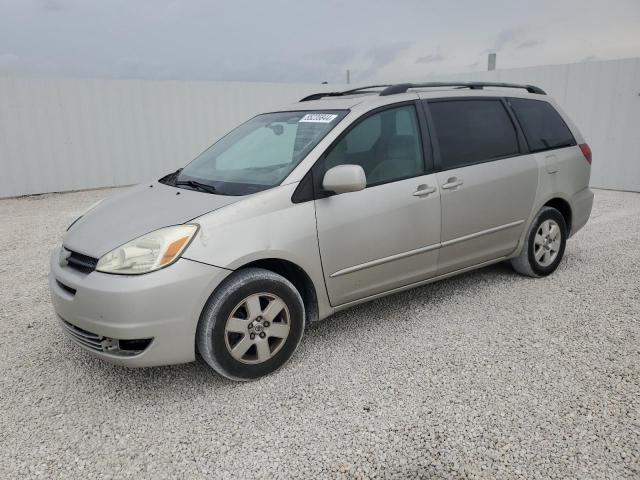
[511,206,567,277]
[196,268,305,381]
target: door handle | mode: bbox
[413,185,437,197]
[441,178,463,190]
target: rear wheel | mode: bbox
[511,206,567,277]
[196,268,305,381]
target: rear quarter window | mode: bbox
[508,98,576,152]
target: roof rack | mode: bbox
[300,85,392,101]
[379,82,546,95]
[299,81,546,101]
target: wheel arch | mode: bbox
[543,197,572,234]
[236,258,320,325]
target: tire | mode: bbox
[510,206,567,278]
[196,268,305,381]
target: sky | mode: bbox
[1,0,639,84]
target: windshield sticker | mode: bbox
[299,113,338,123]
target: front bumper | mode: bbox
[49,245,231,367]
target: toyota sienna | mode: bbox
[49,82,594,380]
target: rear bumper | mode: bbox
[49,245,230,367]
[569,187,594,237]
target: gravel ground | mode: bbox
[0,187,639,479]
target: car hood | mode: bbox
[63,182,240,258]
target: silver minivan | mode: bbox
[49,82,594,380]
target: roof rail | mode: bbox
[299,81,546,102]
[379,82,546,95]
[299,85,391,102]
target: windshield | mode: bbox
[169,110,348,195]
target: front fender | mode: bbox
[182,183,333,320]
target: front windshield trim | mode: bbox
[163,109,349,196]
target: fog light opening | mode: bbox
[118,338,153,352]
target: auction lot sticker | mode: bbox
[299,113,339,123]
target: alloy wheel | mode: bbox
[224,293,290,364]
[534,219,561,267]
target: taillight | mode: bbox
[579,143,592,164]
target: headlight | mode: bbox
[96,225,198,275]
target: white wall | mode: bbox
[0,77,335,197]
[426,57,640,192]
[1,58,639,197]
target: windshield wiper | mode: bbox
[175,180,218,194]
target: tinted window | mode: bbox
[322,105,424,186]
[509,98,575,152]
[429,99,519,169]
[341,114,381,153]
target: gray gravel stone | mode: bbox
[0,187,639,479]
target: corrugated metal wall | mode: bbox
[0,77,334,197]
[1,58,639,197]
[427,57,640,192]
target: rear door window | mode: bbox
[508,98,576,152]
[427,99,519,170]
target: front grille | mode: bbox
[60,318,106,352]
[59,318,152,356]
[65,249,98,274]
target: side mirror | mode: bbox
[322,165,366,195]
